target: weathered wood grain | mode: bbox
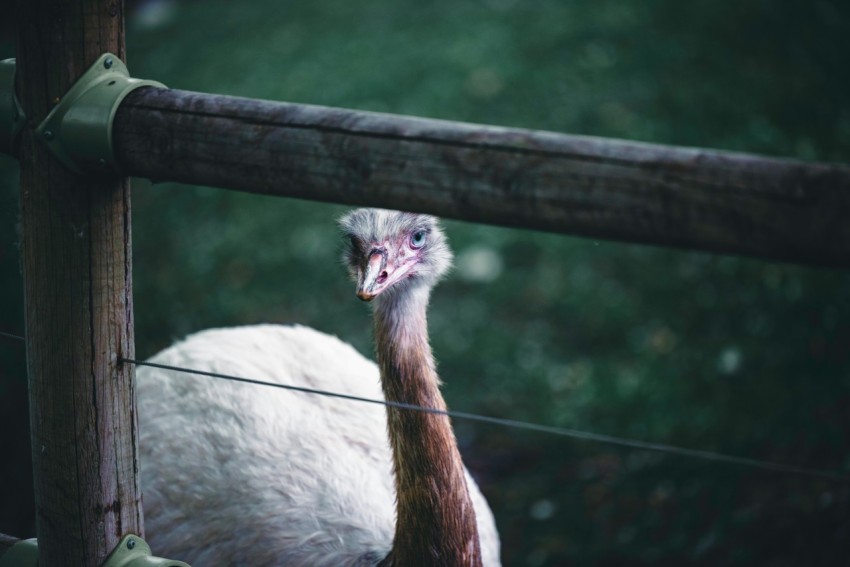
[15,0,142,565]
[113,88,850,267]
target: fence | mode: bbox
[4,0,850,565]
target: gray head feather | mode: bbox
[339,208,453,299]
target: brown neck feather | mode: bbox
[374,288,482,567]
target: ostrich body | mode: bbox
[137,209,500,566]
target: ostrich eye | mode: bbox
[347,236,363,262]
[410,230,427,249]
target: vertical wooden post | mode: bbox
[15,0,142,565]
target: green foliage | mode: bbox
[2,0,850,564]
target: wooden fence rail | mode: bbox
[113,87,850,268]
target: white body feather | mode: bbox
[138,324,501,566]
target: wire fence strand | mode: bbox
[122,357,850,484]
[2,330,847,483]
[0,331,25,342]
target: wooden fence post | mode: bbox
[15,0,142,565]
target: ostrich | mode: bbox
[137,208,501,566]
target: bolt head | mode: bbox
[104,57,114,69]
[43,130,54,141]
[126,538,136,550]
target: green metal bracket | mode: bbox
[0,536,190,567]
[0,539,37,567]
[35,52,166,174]
[0,58,25,157]
[102,535,191,567]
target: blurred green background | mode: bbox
[2,0,850,565]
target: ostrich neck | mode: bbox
[374,288,482,567]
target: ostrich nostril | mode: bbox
[377,271,388,284]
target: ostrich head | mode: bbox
[339,208,453,302]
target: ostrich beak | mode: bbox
[357,248,416,301]
[356,250,388,301]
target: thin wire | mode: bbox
[0,331,26,343]
[123,357,850,484]
[2,329,845,482]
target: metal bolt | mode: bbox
[98,158,107,168]
[43,130,54,141]
[104,57,114,69]
[126,538,136,550]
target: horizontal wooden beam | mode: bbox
[113,88,850,267]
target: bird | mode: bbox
[136,208,501,566]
